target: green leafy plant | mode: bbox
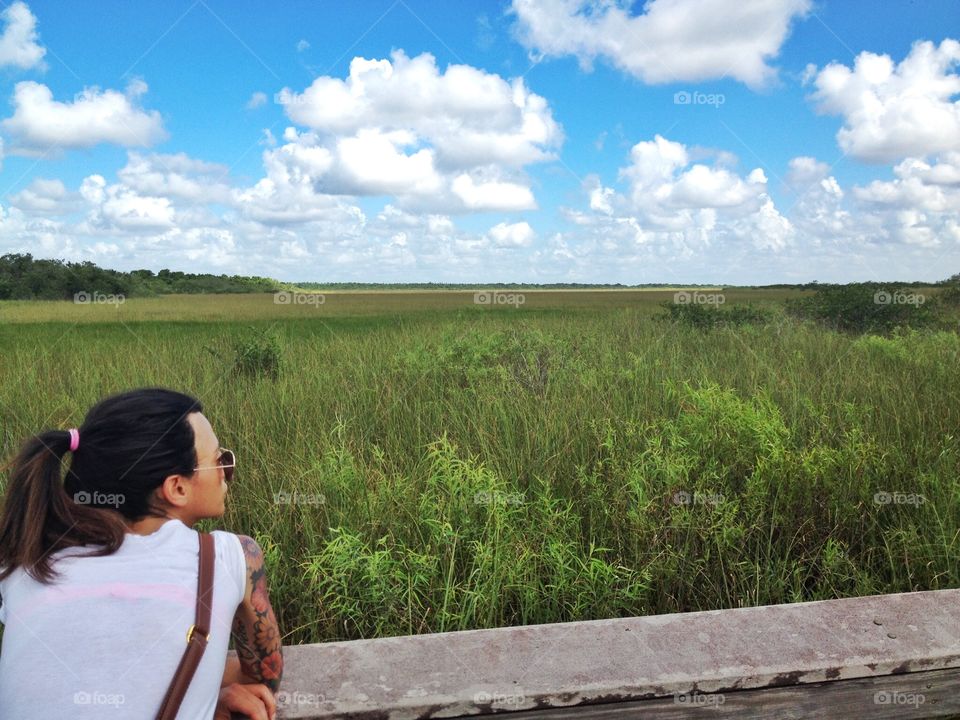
[232,326,283,379]
[785,283,940,333]
[659,301,775,329]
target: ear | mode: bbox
[158,473,192,508]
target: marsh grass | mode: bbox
[1,291,958,644]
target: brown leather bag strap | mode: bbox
[156,531,216,720]
[194,531,215,637]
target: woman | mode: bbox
[0,387,283,719]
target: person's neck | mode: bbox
[126,512,192,535]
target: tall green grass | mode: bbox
[1,296,958,644]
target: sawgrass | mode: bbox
[1,291,958,644]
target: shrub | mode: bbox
[725,303,776,326]
[853,334,914,363]
[659,301,775,329]
[400,325,567,394]
[940,279,960,307]
[661,381,790,488]
[853,328,960,368]
[232,327,283,379]
[785,283,939,333]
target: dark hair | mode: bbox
[0,387,203,583]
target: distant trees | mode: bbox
[785,282,942,332]
[941,272,960,307]
[0,254,282,300]
[1,253,957,304]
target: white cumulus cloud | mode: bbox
[97,187,175,231]
[487,220,536,247]
[116,152,233,204]
[0,1,45,70]
[853,153,960,212]
[785,156,855,242]
[511,0,811,88]
[328,129,444,196]
[569,134,794,260]
[9,177,78,215]
[2,80,167,153]
[808,39,960,163]
[620,135,771,215]
[235,135,361,226]
[452,174,536,211]
[850,152,960,246]
[273,50,560,211]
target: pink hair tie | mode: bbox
[68,428,80,452]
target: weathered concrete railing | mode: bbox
[259,589,960,719]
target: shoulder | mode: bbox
[209,530,250,601]
[234,535,268,578]
[228,534,271,591]
[235,534,264,561]
[233,534,272,604]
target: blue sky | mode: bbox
[0,0,958,283]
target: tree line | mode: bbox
[0,254,282,300]
[1,253,957,300]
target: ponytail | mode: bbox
[0,430,126,583]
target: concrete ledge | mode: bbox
[265,589,960,719]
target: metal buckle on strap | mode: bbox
[186,624,209,643]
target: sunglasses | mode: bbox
[193,448,236,483]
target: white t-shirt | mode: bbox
[0,518,248,719]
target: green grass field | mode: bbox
[1,290,959,645]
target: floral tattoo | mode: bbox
[232,535,283,692]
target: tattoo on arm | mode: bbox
[232,535,283,693]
